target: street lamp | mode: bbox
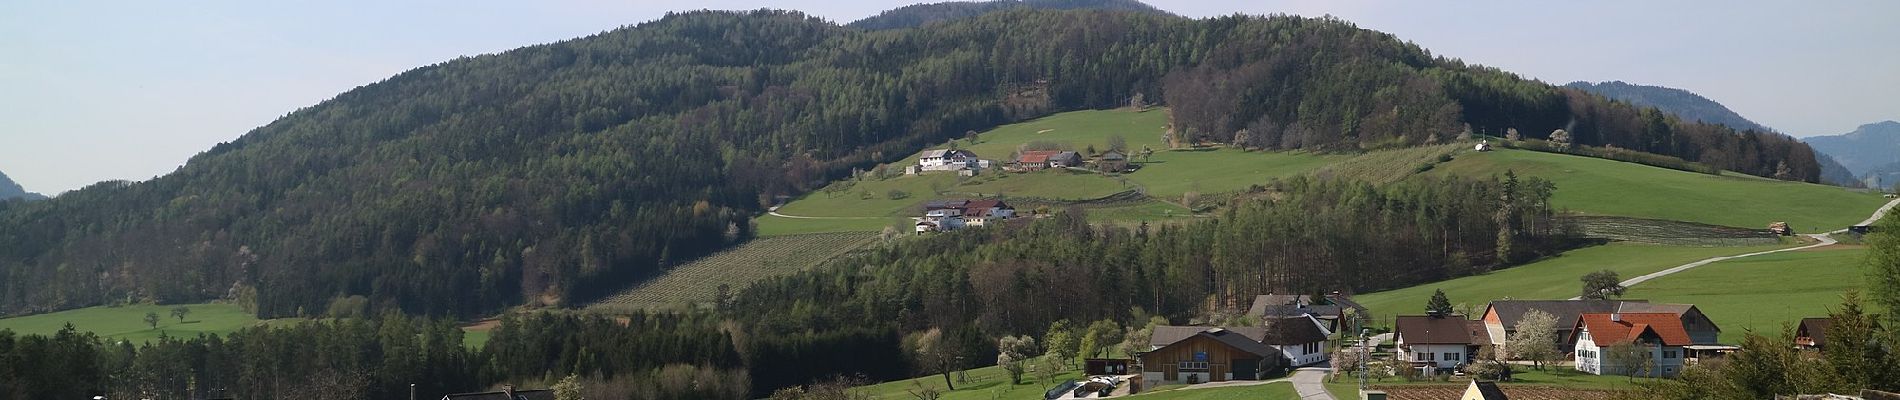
[1360,328,1370,392]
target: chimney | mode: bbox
[1610,313,1621,322]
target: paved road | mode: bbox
[1290,366,1336,400]
[1570,197,1900,299]
[764,207,884,220]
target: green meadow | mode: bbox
[0,303,260,344]
[1353,242,1796,327]
[1626,246,1872,343]
[1431,148,1887,230]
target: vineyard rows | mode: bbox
[586,231,879,313]
[1570,215,1780,246]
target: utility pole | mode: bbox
[1360,328,1370,392]
[410,383,416,400]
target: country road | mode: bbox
[764,207,884,220]
[1571,196,1900,299]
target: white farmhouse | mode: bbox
[1393,314,1486,373]
[1571,312,1690,377]
[918,149,978,172]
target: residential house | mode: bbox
[1394,314,1486,371]
[1248,293,1368,335]
[1098,151,1130,172]
[1050,151,1083,168]
[1481,300,1720,358]
[915,199,1015,233]
[1014,150,1063,170]
[1796,317,1830,350]
[1571,313,1691,377]
[1141,326,1287,385]
[918,149,978,172]
[1261,315,1333,367]
[1461,380,1509,400]
[441,386,554,400]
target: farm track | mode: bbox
[585,232,880,313]
[1571,197,1900,299]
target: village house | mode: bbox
[917,149,978,172]
[1247,292,1369,333]
[1013,150,1062,171]
[1097,150,1130,172]
[1049,151,1083,168]
[1393,314,1488,372]
[1571,312,1691,377]
[914,199,1014,233]
[1480,300,1719,358]
[1460,380,1509,400]
[1260,315,1333,367]
[1796,317,1831,350]
[1141,326,1287,385]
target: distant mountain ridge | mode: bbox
[0,170,46,201]
[848,0,1167,30]
[1564,81,1774,133]
[1564,80,1861,186]
[1805,121,1900,186]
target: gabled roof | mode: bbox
[1465,380,1510,400]
[1053,151,1081,160]
[963,199,1005,210]
[1261,316,1330,345]
[1466,320,1492,346]
[1577,313,1691,347]
[1395,315,1479,345]
[1017,150,1062,163]
[1618,302,1720,333]
[922,149,950,158]
[1798,317,1831,347]
[1485,300,1637,330]
[1147,326,1282,358]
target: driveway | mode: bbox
[1290,362,1337,400]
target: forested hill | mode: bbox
[1806,121,1900,176]
[1564,80,1859,186]
[0,171,45,201]
[0,9,1824,319]
[847,0,1166,30]
[1564,81,1773,132]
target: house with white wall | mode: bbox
[918,149,978,172]
[1394,314,1487,372]
[1571,312,1691,377]
[1261,315,1332,367]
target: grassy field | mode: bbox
[0,303,260,344]
[853,365,1084,400]
[1430,148,1888,230]
[586,232,879,313]
[1353,242,1796,327]
[1626,245,1872,343]
[1124,382,1299,399]
[1129,148,1344,198]
[1326,366,1640,399]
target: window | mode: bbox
[1178,361,1209,371]
[1664,350,1678,359]
[1444,352,1460,361]
[1419,352,1435,361]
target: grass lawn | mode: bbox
[1354,242,1796,327]
[0,303,260,344]
[1327,365,1642,398]
[1123,382,1299,399]
[853,365,1084,400]
[1625,246,1872,343]
[1128,148,1345,198]
[756,214,906,236]
[920,108,1171,163]
[1430,148,1889,230]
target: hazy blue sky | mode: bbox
[3,1,1896,194]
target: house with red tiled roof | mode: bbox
[1570,313,1693,377]
[1014,150,1063,170]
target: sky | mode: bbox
[2,1,1896,194]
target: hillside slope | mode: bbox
[1429,148,1885,230]
[847,0,1165,30]
[1806,120,1900,177]
[0,170,45,201]
[0,9,1828,319]
[1564,81,1773,132]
